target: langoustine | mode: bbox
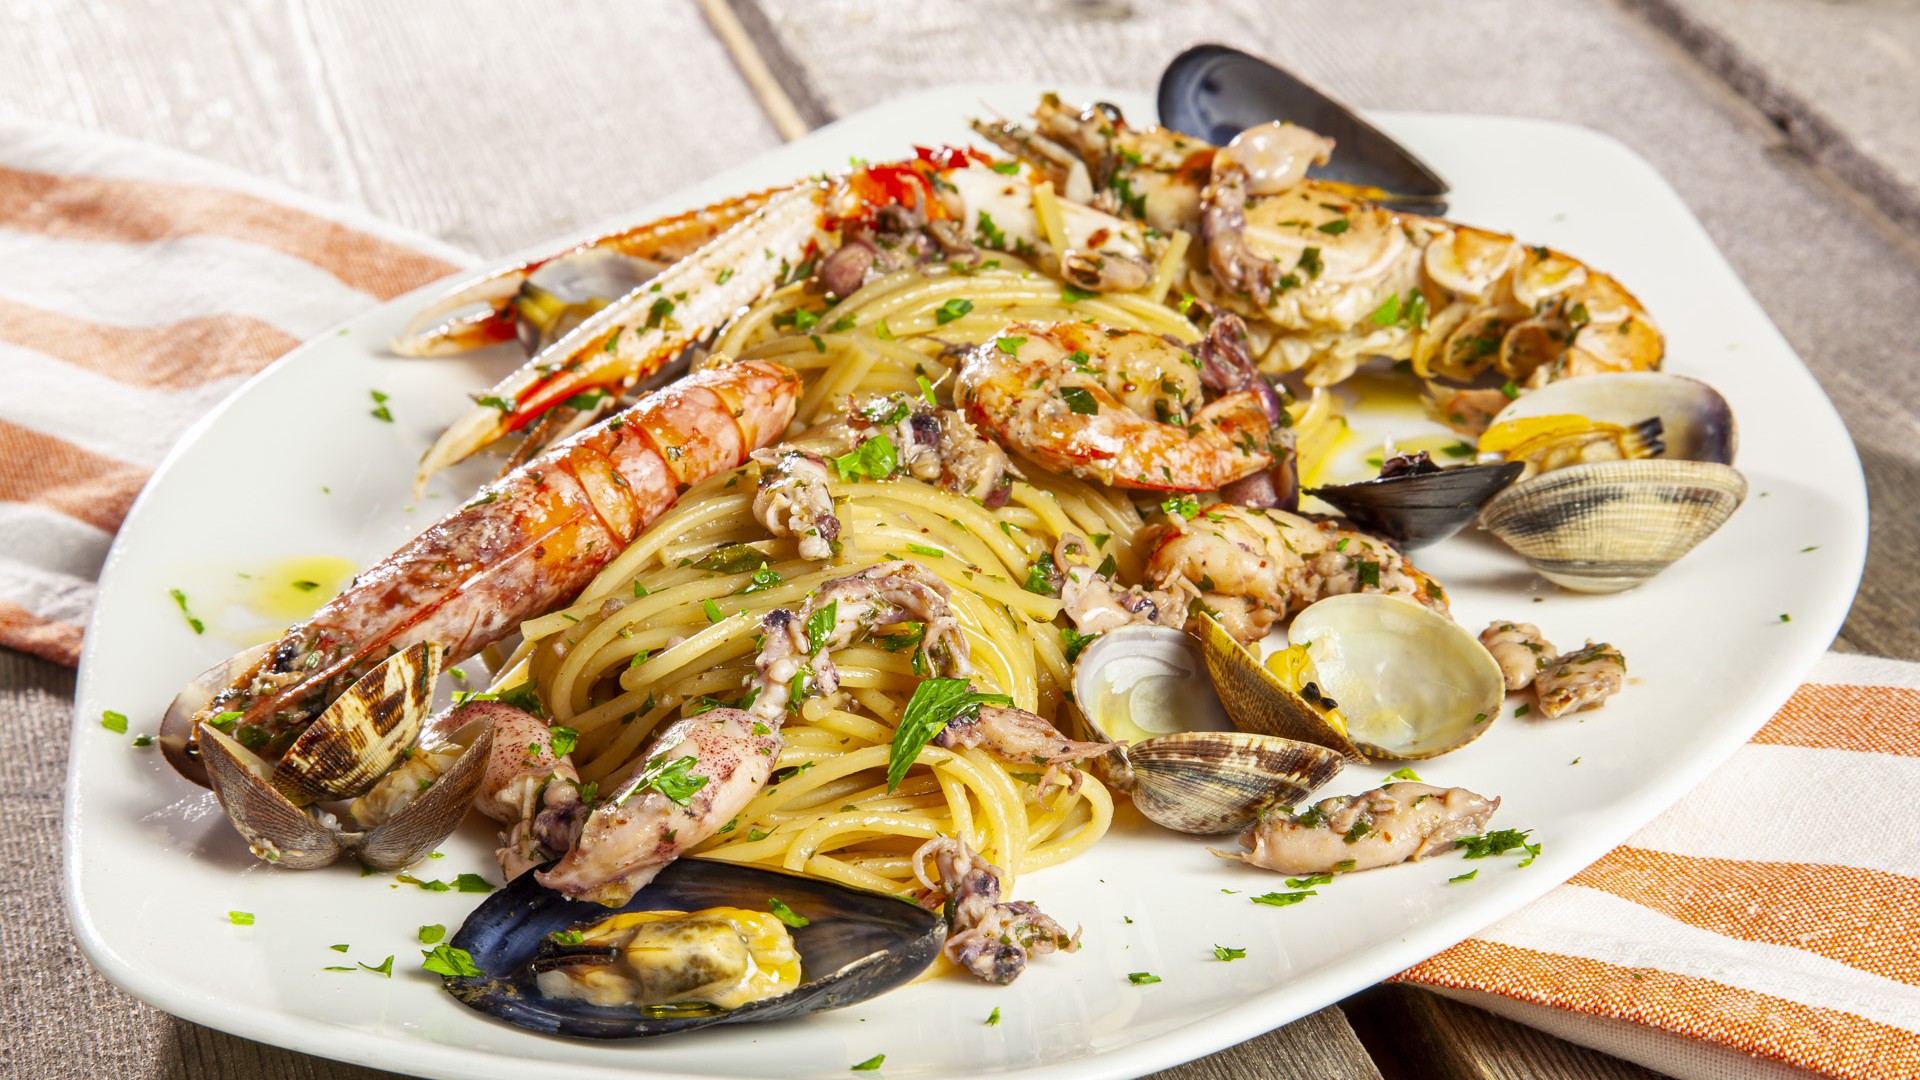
[980,95,1663,390]
[175,360,802,777]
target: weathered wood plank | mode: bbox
[1148,1006,1383,1080]
[1346,986,1671,1080]
[1,0,786,258]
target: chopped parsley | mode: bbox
[1127,972,1162,985]
[768,897,810,928]
[616,753,708,806]
[1022,552,1056,596]
[703,598,725,623]
[1457,828,1537,860]
[1060,627,1098,663]
[1213,946,1247,962]
[368,389,393,422]
[417,924,445,944]
[359,955,394,978]
[986,1006,1001,1026]
[851,1055,886,1072]
[547,726,578,757]
[805,600,838,655]
[101,710,128,734]
[935,298,974,325]
[1251,890,1315,907]
[833,433,898,481]
[1356,560,1381,588]
[1388,767,1422,782]
[1062,284,1097,303]
[227,911,254,926]
[1316,218,1350,235]
[994,335,1026,355]
[1160,495,1200,518]
[906,543,944,558]
[168,588,205,635]
[420,944,483,978]
[1449,870,1479,884]
[1059,386,1099,415]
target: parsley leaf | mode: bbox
[805,599,838,655]
[547,726,578,757]
[1213,945,1247,961]
[101,710,128,734]
[1060,627,1098,663]
[1250,891,1315,907]
[935,298,973,325]
[833,433,898,482]
[851,1055,886,1072]
[768,897,810,928]
[1059,386,1099,415]
[887,678,1011,791]
[616,753,708,807]
[417,924,445,944]
[420,944,483,978]
[1022,553,1056,596]
[1127,971,1162,985]
[1457,828,1535,859]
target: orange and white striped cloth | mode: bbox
[1400,650,1920,1080]
[5,121,1916,1080]
[0,119,471,665]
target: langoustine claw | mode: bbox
[180,360,801,774]
[955,320,1281,492]
[1223,782,1499,876]
[1146,503,1448,644]
[914,837,1078,984]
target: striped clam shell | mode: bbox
[270,641,444,805]
[1118,731,1345,835]
[1480,459,1746,593]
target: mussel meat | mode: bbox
[1071,625,1345,834]
[1308,451,1523,548]
[195,642,492,869]
[443,857,944,1038]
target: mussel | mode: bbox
[1308,451,1524,548]
[194,642,492,870]
[1071,625,1346,834]
[1478,372,1746,592]
[442,857,944,1038]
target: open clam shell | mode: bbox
[1308,458,1524,548]
[444,858,944,1038]
[159,642,271,788]
[1194,617,1365,760]
[1070,625,1347,833]
[198,643,489,870]
[1480,459,1748,592]
[1286,594,1506,760]
[1490,371,1736,465]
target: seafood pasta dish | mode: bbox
[155,94,1744,1035]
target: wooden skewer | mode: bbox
[696,0,812,142]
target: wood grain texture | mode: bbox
[1346,986,1671,1080]
[1147,1006,1383,1080]
[0,0,786,257]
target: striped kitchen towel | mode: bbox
[1398,650,1920,1080]
[0,118,472,665]
[4,120,1916,1080]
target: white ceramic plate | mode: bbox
[65,84,1866,1080]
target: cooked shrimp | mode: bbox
[1224,782,1499,875]
[1480,621,1557,691]
[1146,503,1448,643]
[954,320,1282,491]
[186,360,801,767]
[1535,641,1627,718]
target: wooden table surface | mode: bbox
[8,1,1916,1077]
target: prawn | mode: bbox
[983,96,1662,390]
[176,360,802,772]
[1145,503,1448,643]
[954,320,1285,492]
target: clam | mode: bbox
[1071,625,1346,834]
[442,857,944,1038]
[197,642,492,870]
[1488,371,1736,466]
[1308,451,1524,548]
[1282,595,1507,760]
[514,247,663,355]
[1479,459,1748,592]
[159,642,272,787]
[1479,372,1746,592]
